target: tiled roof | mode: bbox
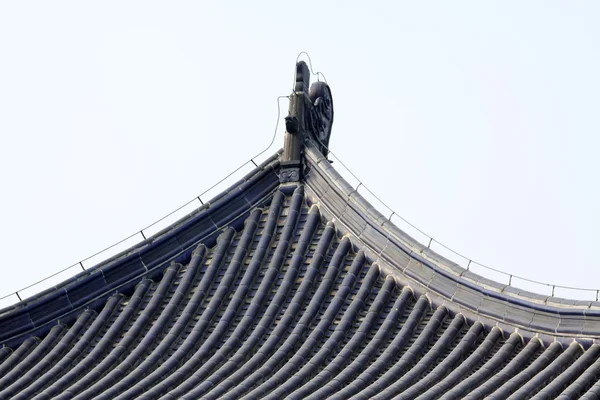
[1,141,600,399]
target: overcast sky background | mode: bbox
[0,2,599,306]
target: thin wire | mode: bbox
[509,273,597,292]
[432,239,472,263]
[329,150,432,239]
[251,96,289,162]
[0,262,83,300]
[195,95,289,200]
[139,197,200,233]
[294,51,328,89]
[4,63,597,302]
[323,144,600,296]
[294,52,537,289]
[80,232,143,265]
[1,94,291,304]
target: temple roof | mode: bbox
[1,62,600,399]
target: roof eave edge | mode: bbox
[0,151,282,347]
[302,143,600,342]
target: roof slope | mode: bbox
[2,56,600,397]
[1,143,600,399]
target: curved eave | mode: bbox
[0,152,282,348]
[3,143,599,348]
[3,141,600,399]
[303,143,600,344]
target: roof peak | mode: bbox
[280,61,334,183]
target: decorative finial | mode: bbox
[280,61,334,183]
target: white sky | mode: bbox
[1,2,599,306]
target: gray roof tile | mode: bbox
[0,144,599,398]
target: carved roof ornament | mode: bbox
[307,80,334,156]
[280,61,334,183]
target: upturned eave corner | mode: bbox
[280,60,334,183]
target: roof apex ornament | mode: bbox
[280,61,334,183]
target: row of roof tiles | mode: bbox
[2,184,600,398]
